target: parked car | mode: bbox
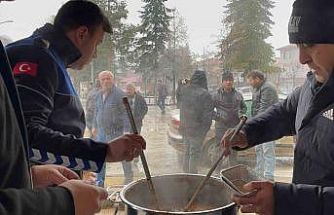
[167,93,291,167]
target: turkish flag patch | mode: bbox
[13,62,38,77]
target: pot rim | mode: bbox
[120,173,236,214]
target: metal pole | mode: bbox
[90,61,94,83]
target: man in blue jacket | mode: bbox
[6,1,145,175]
[0,35,108,215]
[223,0,334,214]
[92,70,133,186]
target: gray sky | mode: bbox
[0,0,295,55]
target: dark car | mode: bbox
[167,93,292,167]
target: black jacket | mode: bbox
[179,70,213,137]
[0,41,74,214]
[6,24,107,172]
[243,72,334,214]
[213,88,247,129]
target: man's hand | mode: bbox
[60,180,108,215]
[232,181,274,215]
[106,134,146,162]
[221,128,248,156]
[92,128,97,138]
[31,164,79,188]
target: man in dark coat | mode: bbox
[157,79,168,113]
[126,83,148,134]
[179,70,214,173]
[223,0,334,214]
[126,83,148,173]
[247,70,278,181]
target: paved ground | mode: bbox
[96,106,293,215]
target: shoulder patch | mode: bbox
[13,62,38,77]
[322,108,334,121]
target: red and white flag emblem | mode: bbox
[13,62,38,76]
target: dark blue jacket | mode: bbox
[6,24,107,172]
[0,40,74,214]
[243,71,334,214]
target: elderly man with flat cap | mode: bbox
[222,0,334,214]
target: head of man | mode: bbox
[221,71,234,91]
[54,0,112,70]
[247,70,265,88]
[98,71,113,93]
[289,0,334,83]
[126,84,136,97]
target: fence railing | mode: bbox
[144,96,174,106]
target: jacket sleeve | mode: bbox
[0,187,74,215]
[212,92,220,121]
[243,87,301,147]
[274,182,334,215]
[8,47,107,172]
[201,92,214,135]
[139,95,148,121]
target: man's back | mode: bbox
[179,71,213,137]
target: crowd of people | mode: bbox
[1,0,334,214]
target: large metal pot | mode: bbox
[120,174,237,215]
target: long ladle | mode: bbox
[184,116,247,211]
[122,97,160,209]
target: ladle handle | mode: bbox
[122,97,152,185]
[184,117,247,212]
